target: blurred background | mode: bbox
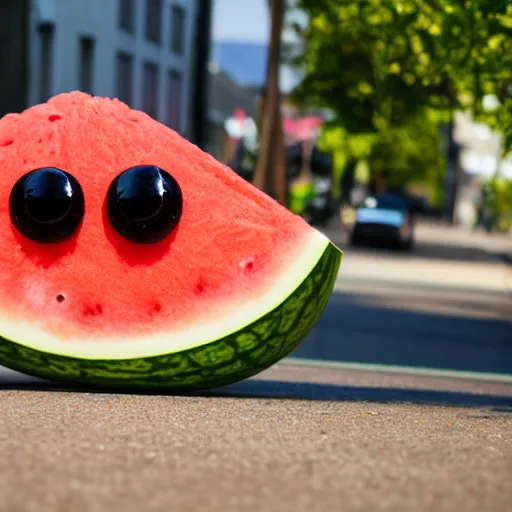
[1,0,511,377]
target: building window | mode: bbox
[119,0,135,34]
[116,52,134,106]
[38,23,55,103]
[79,36,95,94]
[167,70,182,131]
[142,61,160,119]
[170,5,185,54]
[145,0,162,44]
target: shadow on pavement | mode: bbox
[415,241,509,266]
[293,291,512,375]
[0,373,511,409]
[216,379,512,409]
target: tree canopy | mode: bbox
[319,107,446,204]
[293,0,512,184]
[295,0,512,128]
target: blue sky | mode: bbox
[211,0,305,92]
[213,0,270,43]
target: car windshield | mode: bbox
[363,194,406,211]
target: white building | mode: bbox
[21,0,198,136]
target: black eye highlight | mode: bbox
[9,167,85,243]
[106,165,183,244]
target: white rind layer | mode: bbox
[0,229,331,359]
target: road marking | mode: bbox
[283,357,512,384]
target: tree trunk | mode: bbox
[368,167,386,195]
[252,0,286,204]
[340,158,357,205]
[273,89,287,204]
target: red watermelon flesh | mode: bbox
[0,92,341,385]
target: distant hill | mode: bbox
[213,41,268,87]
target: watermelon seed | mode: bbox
[48,114,61,122]
[245,260,254,271]
[195,282,205,294]
[0,139,13,147]
[56,294,65,303]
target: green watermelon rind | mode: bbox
[0,242,341,390]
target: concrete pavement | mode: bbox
[325,220,512,293]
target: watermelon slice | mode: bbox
[0,92,342,389]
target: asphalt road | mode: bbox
[292,221,512,375]
[291,272,512,375]
[1,221,511,511]
[1,362,511,512]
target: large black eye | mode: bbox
[9,167,85,243]
[106,165,182,244]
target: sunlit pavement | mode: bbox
[1,362,511,512]
[332,221,511,293]
[1,219,511,512]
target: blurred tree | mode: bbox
[318,108,446,205]
[492,176,512,232]
[496,98,512,155]
[478,93,512,157]
[294,0,512,127]
[294,0,445,132]
[367,109,446,200]
[292,0,512,193]
[253,0,287,205]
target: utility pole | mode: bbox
[189,0,213,149]
[0,0,30,118]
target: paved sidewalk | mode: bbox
[337,251,511,293]
[323,220,512,294]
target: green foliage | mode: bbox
[294,0,446,132]
[497,99,512,156]
[478,97,512,156]
[368,109,446,189]
[318,108,446,199]
[484,176,512,231]
[293,0,512,183]
[295,0,512,124]
[478,0,510,15]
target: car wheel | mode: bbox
[349,231,362,247]
[400,237,414,252]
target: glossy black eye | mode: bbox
[106,165,183,244]
[9,167,85,243]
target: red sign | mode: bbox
[283,116,323,141]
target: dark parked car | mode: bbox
[349,193,415,251]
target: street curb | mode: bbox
[282,358,512,385]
